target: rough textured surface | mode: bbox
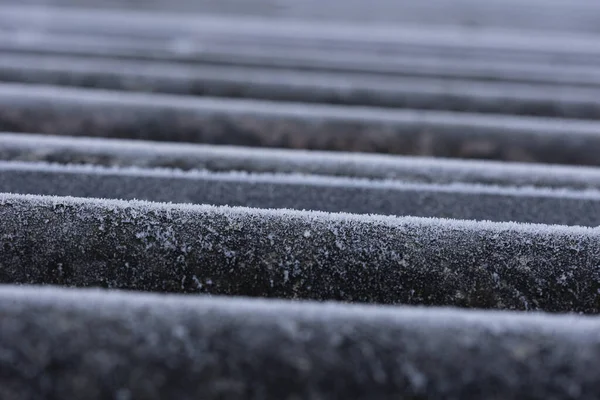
[4,132,600,190]
[2,54,600,118]
[3,84,600,164]
[3,161,600,226]
[1,193,600,312]
[2,285,600,400]
[4,1,600,398]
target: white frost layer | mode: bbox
[1,191,599,236]
[3,132,600,189]
[3,160,600,201]
[2,284,600,335]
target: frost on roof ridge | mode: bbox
[5,159,600,198]
[4,51,600,119]
[1,192,600,312]
[1,191,598,233]
[2,162,600,226]
[3,284,600,333]
[4,132,600,189]
[5,81,600,129]
[3,84,600,165]
[2,284,600,400]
